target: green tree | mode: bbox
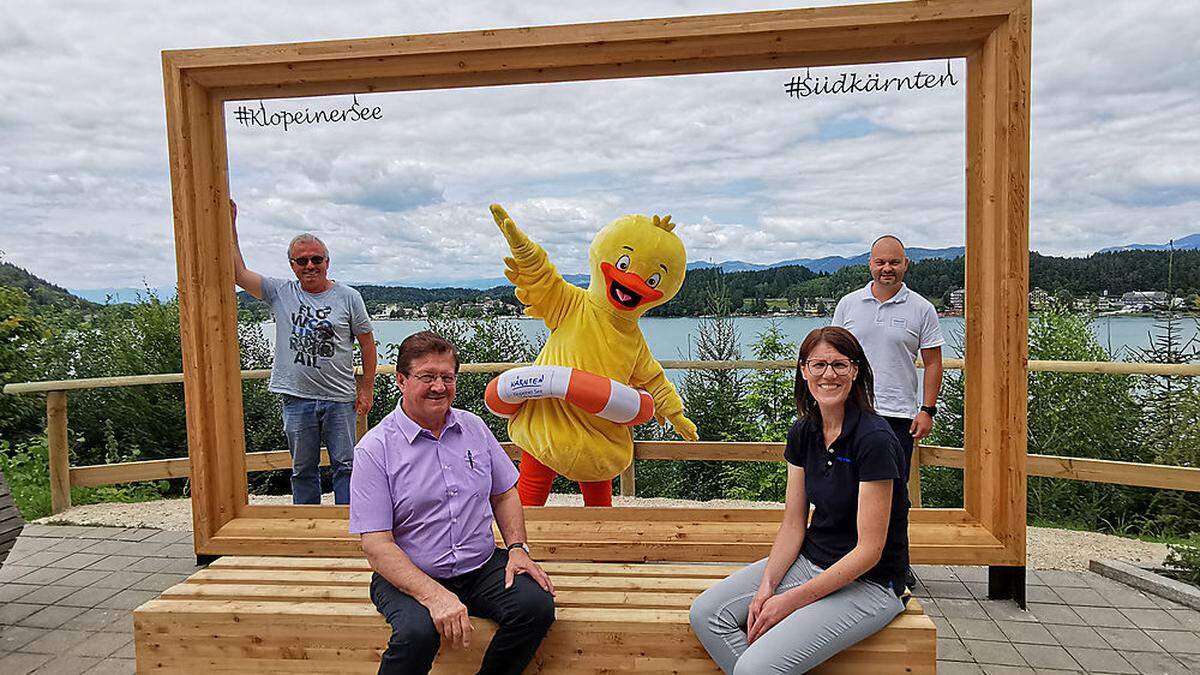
[34,292,187,470]
[1024,307,1144,531]
[240,310,288,495]
[1131,306,1200,536]
[722,322,796,502]
[925,308,1147,529]
[0,285,45,440]
[924,329,965,508]
[639,281,749,500]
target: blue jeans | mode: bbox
[280,395,356,505]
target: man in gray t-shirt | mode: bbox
[230,200,377,504]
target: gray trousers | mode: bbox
[689,555,904,674]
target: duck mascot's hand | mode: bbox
[490,204,531,252]
[666,412,699,442]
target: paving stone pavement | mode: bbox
[1,525,199,674]
[2,525,1199,673]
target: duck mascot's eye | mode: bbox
[615,254,631,271]
[646,273,662,288]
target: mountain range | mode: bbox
[1099,233,1200,254]
[68,232,1198,300]
[687,244,968,275]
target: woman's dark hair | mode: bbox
[794,326,875,422]
[396,331,460,374]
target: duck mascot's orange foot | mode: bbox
[484,204,698,507]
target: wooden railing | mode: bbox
[5,358,1200,514]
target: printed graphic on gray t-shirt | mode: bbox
[261,278,373,402]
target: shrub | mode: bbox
[721,322,795,502]
[660,284,749,501]
[1165,535,1200,586]
[0,437,166,520]
[0,286,46,441]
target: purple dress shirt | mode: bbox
[349,404,519,579]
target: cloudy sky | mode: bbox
[1,1,1198,293]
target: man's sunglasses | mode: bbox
[290,256,326,266]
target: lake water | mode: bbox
[270,315,1200,363]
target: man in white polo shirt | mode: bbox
[831,235,944,481]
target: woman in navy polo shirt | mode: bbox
[690,326,909,674]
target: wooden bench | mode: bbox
[135,555,936,673]
[0,468,24,568]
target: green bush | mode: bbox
[3,278,1198,532]
[3,289,289,501]
[924,330,964,507]
[662,285,750,501]
[1165,535,1200,586]
[0,286,46,441]
[0,437,52,518]
[34,293,187,468]
[926,306,1200,537]
[0,437,167,520]
[721,322,795,502]
[1026,306,1145,532]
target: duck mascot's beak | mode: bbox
[599,261,664,310]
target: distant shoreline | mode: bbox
[351,310,1199,322]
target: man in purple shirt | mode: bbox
[350,331,555,674]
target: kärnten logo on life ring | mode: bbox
[485,365,655,426]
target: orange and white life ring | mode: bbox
[485,365,655,426]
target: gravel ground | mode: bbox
[36,494,1169,571]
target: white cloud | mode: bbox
[0,0,1197,290]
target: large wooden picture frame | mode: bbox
[163,0,1030,566]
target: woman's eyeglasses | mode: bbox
[290,256,326,266]
[803,360,855,375]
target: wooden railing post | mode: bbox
[356,414,368,442]
[46,391,71,514]
[619,463,635,497]
[908,444,923,508]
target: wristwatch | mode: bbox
[919,405,938,417]
[507,542,530,554]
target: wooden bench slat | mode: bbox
[161,581,927,616]
[161,583,702,609]
[209,556,749,578]
[190,567,746,591]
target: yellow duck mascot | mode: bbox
[485,204,699,507]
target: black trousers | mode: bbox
[883,415,919,593]
[881,416,915,484]
[369,548,555,675]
